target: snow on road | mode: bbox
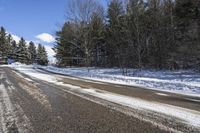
[81,88,200,127]
[7,64,200,129]
[0,71,32,132]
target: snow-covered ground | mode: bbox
[35,65,200,97]
[4,63,200,128]
[5,62,200,96]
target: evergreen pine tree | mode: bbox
[174,0,200,68]
[127,0,149,68]
[28,41,37,64]
[0,27,8,64]
[41,46,48,65]
[54,22,78,67]
[146,0,168,69]
[36,44,48,65]
[10,40,18,62]
[90,11,106,67]
[16,37,29,64]
[106,0,127,68]
[6,34,13,58]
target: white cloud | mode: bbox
[34,43,56,62]
[10,33,30,44]
[44,45,56,60]
[11,34,21,43]
[35,33,55,43]
[26,40,31,44]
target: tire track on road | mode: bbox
[0,69,33,133]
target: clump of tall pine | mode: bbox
[0,26,49,65]
[54,0,200,70]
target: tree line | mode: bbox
[0,27,48,65]
[55,0,200,70]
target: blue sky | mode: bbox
[0,0,67,42]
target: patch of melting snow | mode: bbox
[12,70,25,79]
[24,78,33,82]
[185,98,200,103]
[18,83,52,111]
[156,93,169,96]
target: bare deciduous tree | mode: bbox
[65,0,105,68]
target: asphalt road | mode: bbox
[0,67,200,133]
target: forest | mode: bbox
[54,0,200,70]
[0,27,48,65]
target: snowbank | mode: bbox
[39,66,200,96]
